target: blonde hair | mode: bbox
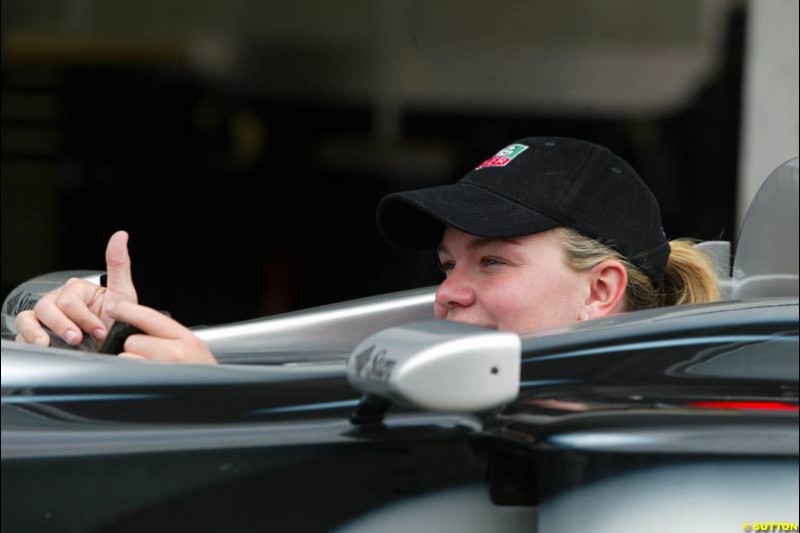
[556,228,720,311]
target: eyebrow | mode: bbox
[436,237,524,255]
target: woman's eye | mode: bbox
[481,257,505,267]
[437,261,454,274]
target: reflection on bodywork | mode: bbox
[334,484,535,533]
[539,461,799,533]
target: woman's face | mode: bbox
[434,226,589,332]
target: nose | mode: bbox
[434,269,476,316]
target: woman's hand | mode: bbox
[108,301,217,364]
[15,231,138,347]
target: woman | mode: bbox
[15,137,719,363]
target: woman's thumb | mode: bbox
[104,230,138,304]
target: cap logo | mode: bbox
[476,144,528,170]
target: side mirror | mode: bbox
[347,320,520,416]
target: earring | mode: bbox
[581,312,589,321]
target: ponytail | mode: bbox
[658,239,721,306]
[557,229,720,311]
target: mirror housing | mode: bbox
[347,320,521,413]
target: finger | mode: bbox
[32,297,83,345]
[118,352,147,360]
[109,302,218,364]
[14,311,51,346]
[22,279,107,345]
[108,301,191,339]
[54,280,107,340]
[104,231,138,310]
[124,334,217,364]
[124,335,193,362]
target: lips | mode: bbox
[443,314,497,330]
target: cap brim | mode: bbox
[377,183,563,249]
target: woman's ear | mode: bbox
[583,260,628,319]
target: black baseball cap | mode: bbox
[376,137,670,286]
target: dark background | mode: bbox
[1,1,745,326]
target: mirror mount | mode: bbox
[350,394,393,427]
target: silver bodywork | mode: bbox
[1,158,797,378]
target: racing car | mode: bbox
[1,159,798,533]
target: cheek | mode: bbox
[489,271,584,331]
[474,280,538,328]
